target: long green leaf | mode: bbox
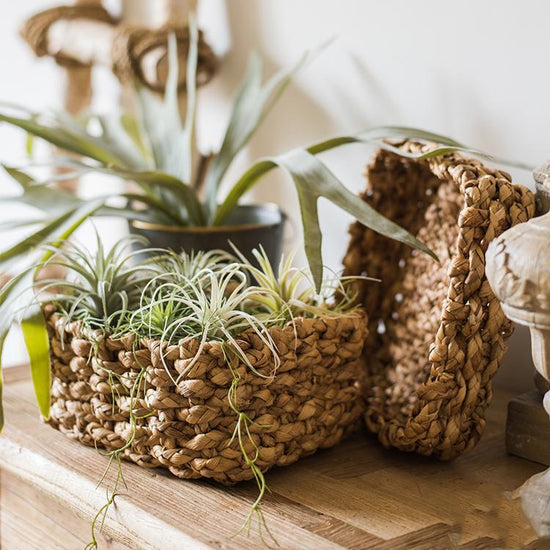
[306,126,535,170]
[94,205,159,223]
[0,200,103,430]
[281,149,437,289]
[0,268,45,432]
[119,192,184,224]
[137,37,186,181]
[0,209,77,269]
[0,218,45,231]
[120,113,152,164]
[21,307,50,420]
[216,147,435,289]
[3,165,34,188]
[0,198,103,271]
[181,16,199,187]
[96,114,149,170]
[214,159,277,225]
[0,113,125,167]
[1,166,81,216]
[203,48,311,219]
[2,163,200,227]
[46,156,204,225]
[99,167,203,225]
[214,125,533,225]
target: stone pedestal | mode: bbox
[487,162,550,465]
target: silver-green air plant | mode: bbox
[39,233,162,331]
[234,245,370,321]
[122,257,282,385]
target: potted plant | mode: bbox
[0,18,439,289]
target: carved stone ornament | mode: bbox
[486,162,550,539]
[486,165,550,386]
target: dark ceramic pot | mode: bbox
[129,204,286,267]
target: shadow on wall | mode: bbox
[221,1,340,233]
[217,0,535,395]
[219,1,398,272]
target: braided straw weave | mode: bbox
[45,306,367,483]
[342,141,535,460]
[111,24,217,91]
[20,3,116,68]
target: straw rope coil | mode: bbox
[20,5,216,90]
[45,306,368,483]
[20,3,116,68]
[111,24,217,91]
[342,141,535,460]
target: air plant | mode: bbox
[123,259,281,382]
[38,233,161,330]
[0,17,454,430]
[236,245,369,321]
[1,13,526,430]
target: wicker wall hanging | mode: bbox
[342,141,535,460]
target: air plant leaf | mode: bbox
[215,145,439,290]
[95,114,149,170]
[136,36,187,181]
[277,149,437,289]
[0,218,45,231]
[46,158,204,226]
[217,125,535,228]
[0,200,103,431]
[181,15,199,187]
[0,199,103,275]
[0,111,127,167]
[0,200,104,272]
[120,113,151,162]
[21,307,51,420]
[0,271,47,433]
[92,166,204,225]
[0,208,80,269]
[1,165,81,216]
[203,48,312,220]
[213,124,536,288]
[2,165,34,188]
[202,52,261,216]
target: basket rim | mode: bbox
[43,303,368,349]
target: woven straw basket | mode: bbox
[45,306,368,483]
[342,141,535,460]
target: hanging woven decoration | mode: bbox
[20,3,116,68]
[111,24,217,92]
[19,3,217,92]
[342,141,535,460]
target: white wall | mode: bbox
[0,0,543,388]
[0,0,123,364]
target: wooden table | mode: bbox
[0,365,545,550]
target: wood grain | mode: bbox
[507,391,550,466]
[0,366,544,549]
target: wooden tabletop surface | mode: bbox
[0,365,545,550]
